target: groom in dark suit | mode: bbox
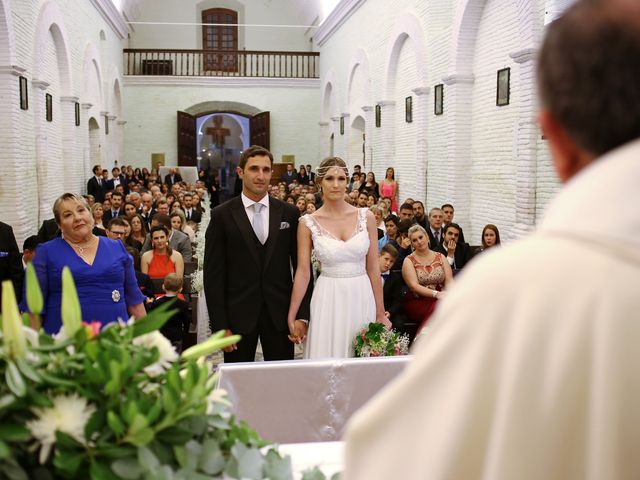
[204,145,312,362]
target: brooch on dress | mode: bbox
[112,290,121,302]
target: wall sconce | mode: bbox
[19,76,28,110]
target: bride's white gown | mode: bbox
[302,208,376,359]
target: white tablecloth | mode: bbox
[217,356,410,443]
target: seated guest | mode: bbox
[25,193,146,334]
[366,194,377,208]
[91,202,106,233]
[123,202,137,220]
[426,207,445,250]
[356,192,369,208]
[370,206,385,239]
[398,202,415,222]
[378,214,399,251]
[298,165,310,186]
[164,167,182,186]
[412,201,428,229]
[147,273,190,352]
[121,217,142,253]
[390,219,414,271]
[22,235,39,267]
[402,224,453,332]
[182,193,202,223]
[295,197,307,217]
[379,244,407,332]
[359,172,379,198]
[170,210,195,242]
[481,223,501,250]
[130,214,148,246]
[435,223,473,272]
[103,191,124,224]
[0,221,24,307]
[349,173,362,192]
[306,202,316,214]
[281,163,298,186]
[106,218,128,244]
[141,225,185,285]
[442,203,466,243]
[141,214,192,262]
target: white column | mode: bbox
[441,73,475,230]
[361,105,374,171]
[376,100,396,173]
[100,111,110,170]
[412,87,430,204]
[510,48,538,238]
[117,120,127,165]
[81,102,94,189]
[32,79,51,222]
[330,116,341,159]
[60,96,80,193]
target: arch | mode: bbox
[351,115,365,130]
[32,0,73,95]
[452,0,538,75]
[82,42,104,108]
[383,12,428,98]
[0,0,16,65]
[321,68,338,121]
[99,29,106,41]
[108,66,124,117]
[346,48,372,112]
[184,100,260,117]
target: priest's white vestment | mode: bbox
[344,139,640,480]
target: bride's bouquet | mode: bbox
[354,322,410,357]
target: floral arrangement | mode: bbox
[0,265,295,480]
[353,322,410,357]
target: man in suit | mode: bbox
[435,223,472,272]
[103,191,124,225]
[306,164,316,184]
[412,201,428,229]
[86,164,105,202]
[441,203,466,244]
[182,193,202,223]
[164,168,182,187]
[0,221,24,308]
[111,167,128,194]
[379,244,406,331]
[426,207,445,250]
[280,163,298,186]
[204,145,312,362]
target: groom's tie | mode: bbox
[252,203,266,244]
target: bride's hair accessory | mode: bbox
[315,157,349,182]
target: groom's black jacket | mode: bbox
[204,195,312,335]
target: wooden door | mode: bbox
[177,111,197,167]
[249,112,270,150]
[202,8,238,72]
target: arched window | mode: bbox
[202,8,238,71]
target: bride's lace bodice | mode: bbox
[303,209,370,278]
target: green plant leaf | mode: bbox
[0,439,9,459]
[1,458,30,480]
[89,458,120,480]
[137,446,160,470]
[180,333,241,361]
[155,427,193,445]
[107,411,126,437]
[5,362,26,397]
[55,431,85,450]
[263,449,294,480]
[111,458,143,479]
[15,357,41,383]
[25,263,43,316]
[61,267,82,337]
[237,447,264,480]
[39,371,79,389]
[53,449,85,476]
[198,438,225,475]
[0,394,16,409]
[2,281,27,359]
[0,424,31,442]
[301,467,327,480]
[131,301,176,338]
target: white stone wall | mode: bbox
[317,0,562,243]
[122,80,320,167]
[0,0,126,245]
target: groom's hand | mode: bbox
[288,320,308,344]
[223,329,238,352]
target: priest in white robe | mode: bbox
[344,1,640,479]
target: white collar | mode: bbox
[241,192,269,210]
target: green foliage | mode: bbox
[0,268,296,480]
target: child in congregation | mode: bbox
[379,244,409,336]
[147,273,190,352]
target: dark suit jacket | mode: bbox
[427,227,445,251]
[382,271,407,329]
[102,208,123,226]
[87,176,105,202]
[435,242,472,271]
[164,173,183,186]
[37,218,60,244]
[184,209,202,223]
[148,295,190,343]
[0,222,23,308]
[203,196,312,335]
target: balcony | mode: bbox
[123,49,320,79]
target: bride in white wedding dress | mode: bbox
[287,157,391,359]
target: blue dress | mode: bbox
[30,237,146,334]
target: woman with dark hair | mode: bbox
[359,172,379,199]
[130,214,148,246]
[287,156,390,358]
[24,193,146,334]
[379,167,399,214]
[122,217,142,253]
[123,202,137,220]
[481,224,501,249]
[141,225,184,282]
[295,197,307,216]
[298,165,310,186]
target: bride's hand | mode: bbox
[377,314,392,329]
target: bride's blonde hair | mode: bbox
[315,157,349,186]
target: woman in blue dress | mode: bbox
[29,193,147,334]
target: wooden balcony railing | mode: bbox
[123,49,320,78]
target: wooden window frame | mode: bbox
[202,8,238,72]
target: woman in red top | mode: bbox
[402,224,453,330]
[140,225,184,283]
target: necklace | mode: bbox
[65,235,98,260]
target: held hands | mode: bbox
[288,319,308,344]
[223,329,238,352]
[377,313,392,329]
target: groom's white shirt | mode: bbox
[241,192,269,242]
[344,139,640,480]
